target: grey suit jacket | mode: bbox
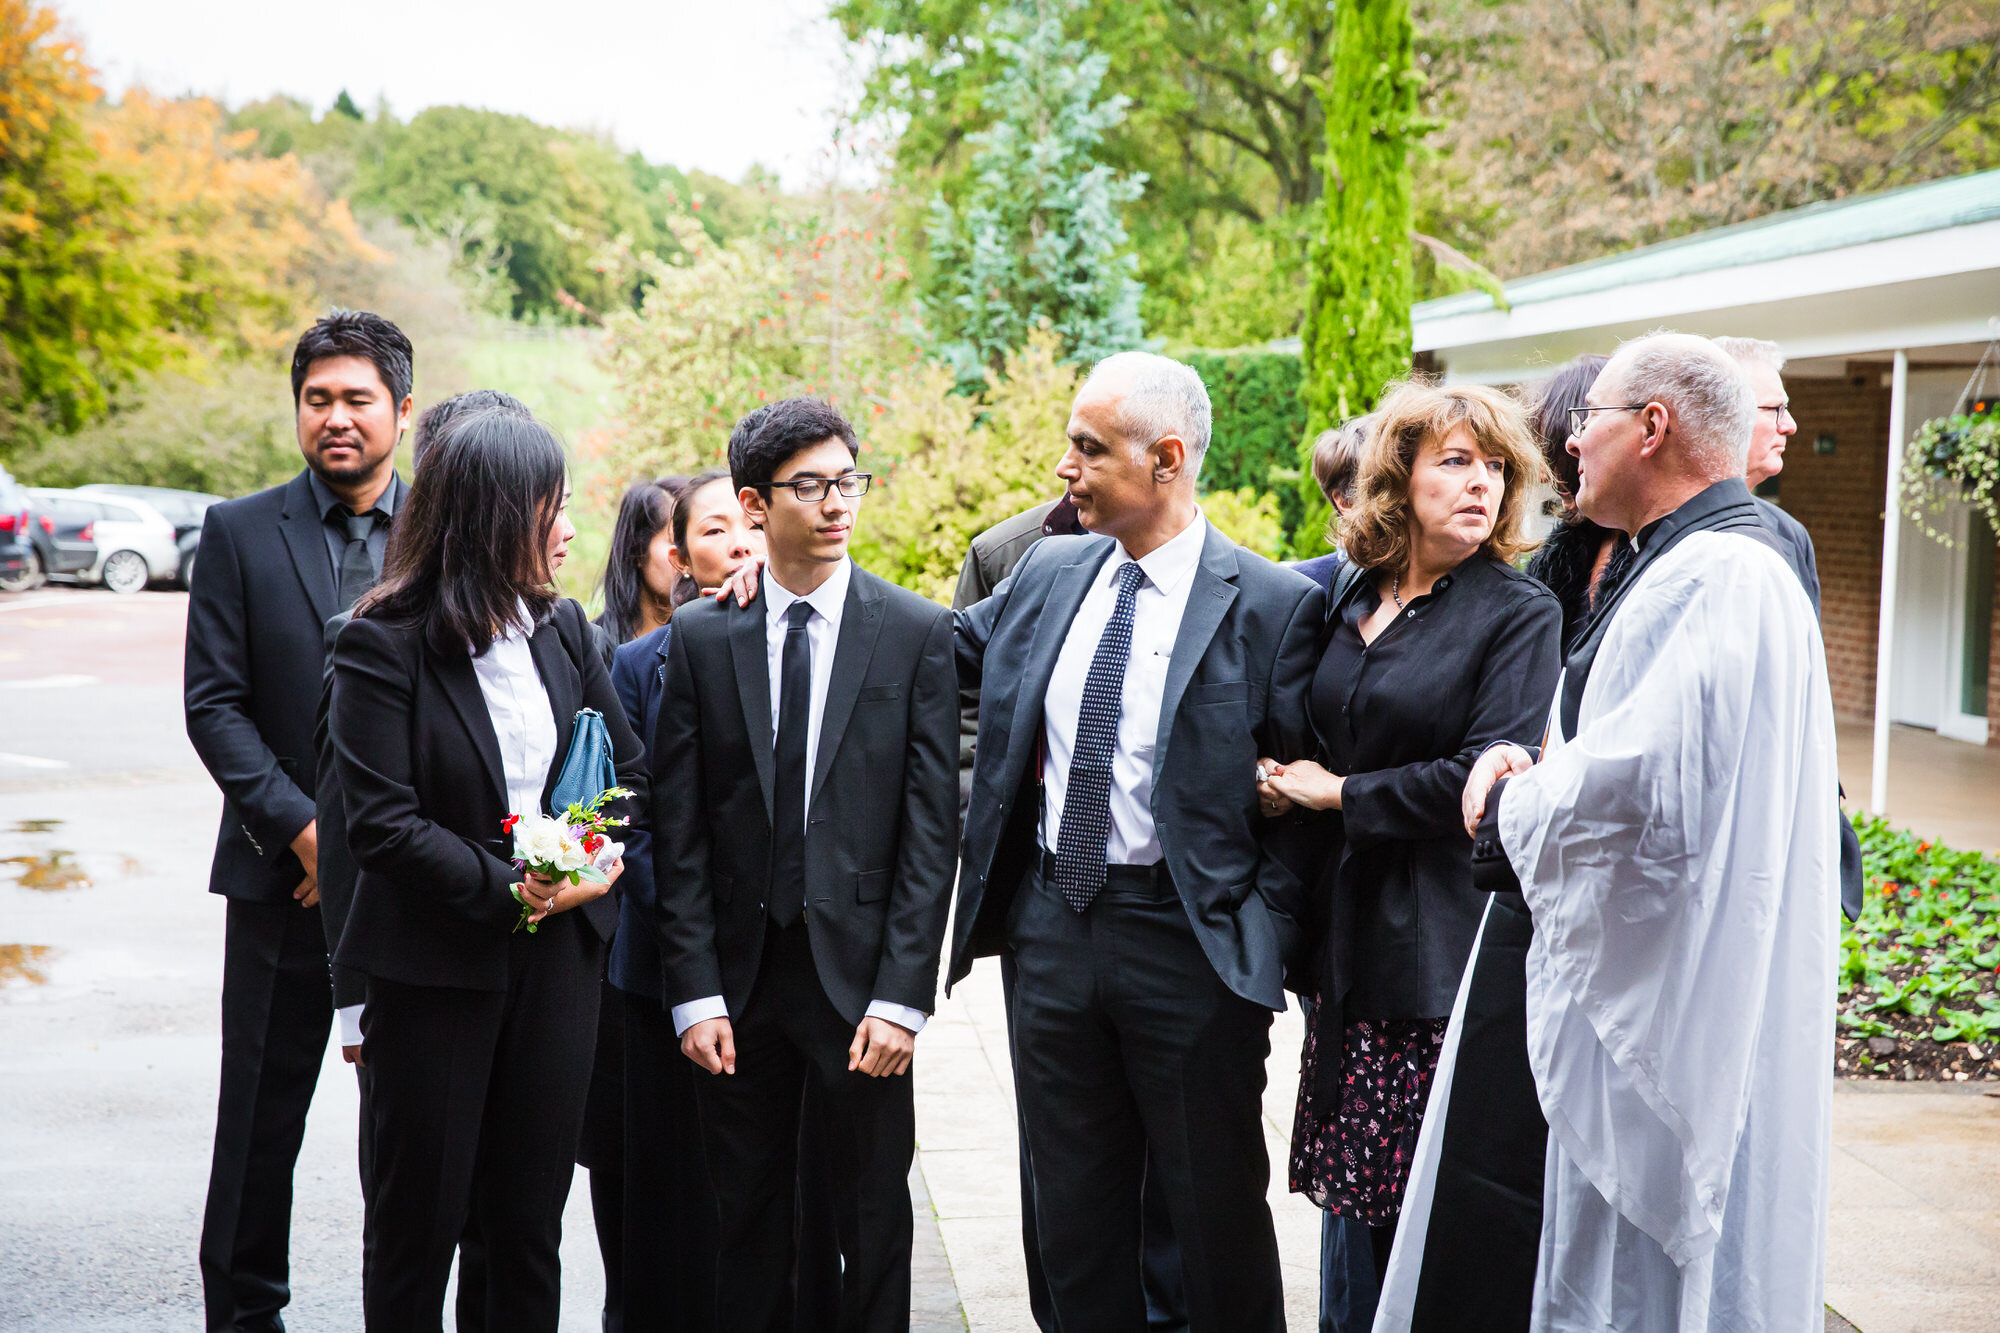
[951,523,1326,1011]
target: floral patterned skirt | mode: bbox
[1290,1009,1449,1226]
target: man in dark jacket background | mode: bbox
[185,309,411,1332]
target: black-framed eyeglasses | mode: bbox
[1756,402,1795,426]
[1567,404,1649,437]
[766,473,873,503]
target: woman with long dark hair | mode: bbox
[578,471,687,1333]
[330,407,646,1332]
[596,477,689,644]
[1521,354,1622,650]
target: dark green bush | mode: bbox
[1186,350,1311,547]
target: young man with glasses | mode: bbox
[651,397,959,1332]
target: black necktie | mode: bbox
[337,510,377,612]
[769,599,814,926]
[1053,561,1147,912]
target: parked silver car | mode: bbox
[78,484,221,587]
[27,488,181,593]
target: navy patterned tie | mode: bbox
[1053,561,1147,912]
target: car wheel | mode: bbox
[179,547,197,589]
[0,547,44,593]
[101,549,150,594]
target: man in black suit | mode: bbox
[953,352,1324,1332]
[185,310,412,1332]
[653,398,959,1332]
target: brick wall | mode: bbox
[1777,369,2000,745]
[1775,372,1891,723]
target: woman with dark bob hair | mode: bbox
[1256,380,1562,1294]
[330,406,646,1332]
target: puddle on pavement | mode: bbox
[1,849,91,891]
[0,943,59,986]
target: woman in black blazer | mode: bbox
[1258,380,1561,1292]
[330,406,646,1332]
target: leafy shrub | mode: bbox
[1840,814,2000,1052]
[851,331,1078,603]
[1183,349,1324,555]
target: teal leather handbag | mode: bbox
[550,708,616,816]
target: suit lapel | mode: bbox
[434,649,508,812]
[1007,539,1115,753]
[1151,525,1239,785]
[278,473,337,626]
[530,619,577,814]
[809,571,887,810]
[728,590,777,822]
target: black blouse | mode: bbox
[1308,555,1562,1020]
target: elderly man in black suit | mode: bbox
[184,310,412,1332]
[653,397,959,1333]
[953,352,1324,1332]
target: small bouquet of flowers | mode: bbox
[504,786,632,933]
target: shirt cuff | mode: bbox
[865,1000,928,1034]
[671,995,729,1037]
[336,1003,364,1047]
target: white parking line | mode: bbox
[0,752,70,769]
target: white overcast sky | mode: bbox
[53,0,858,185]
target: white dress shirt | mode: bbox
[671,559,928,1039]
[339,606,557,1047]
[1042,512,1207,864]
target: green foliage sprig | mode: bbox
[1840,814,2000,1049]
[1898,411,2000,547]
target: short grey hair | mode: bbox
[1604,332,1756,478]
[1714,336,1786,374]
[1084,352,1213,476]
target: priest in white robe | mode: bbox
[1375,332,1839,1332]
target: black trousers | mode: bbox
[694,920,915,1333]
[200,898,334,1333]
[1000,954,1189,1333]
[1009,861,1284,1333]
[580,976,628,1330]
[360,913,602,1333]
[1409,895,1546,1332]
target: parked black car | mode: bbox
[78,485,222,587]
[21,491,103,587]
[0,467,32,592]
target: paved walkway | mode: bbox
[1837,720,2000,854]
[915,962,1323,1332]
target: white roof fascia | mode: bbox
[1416,217,2000,355]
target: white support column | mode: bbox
[1870,349,1910,815]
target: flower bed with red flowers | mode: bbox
[1838,815,2000,1082]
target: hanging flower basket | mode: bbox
[1899,347,2000,547]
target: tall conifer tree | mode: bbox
[922,0,1146,388]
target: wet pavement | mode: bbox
[0,586,964,1330]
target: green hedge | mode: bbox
[1186,350,1310,548]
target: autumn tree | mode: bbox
[0,0,163,437]
[1415,0,2000,277]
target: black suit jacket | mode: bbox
[186,471,391,903]
[315,609,365,1009]
[651,565,959,1026]
[330,598,646,992]
[951,524,1326,1012]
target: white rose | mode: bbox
[515,815,567,868]
[552,833,590,873]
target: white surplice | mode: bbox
[1376,528,1839,1333]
